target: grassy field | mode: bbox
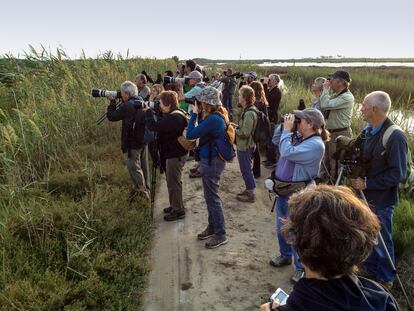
[1,50,413,309]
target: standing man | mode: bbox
[220,69,237,120]
[263,74,282,167]
[352,91,408,288]
[320,70,354,179]
[135,74,151,101]
[107,81,150,202]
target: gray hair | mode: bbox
[269,74,280,83]
[314,77,327,88]
[121,81,138,97]
[365,91,391,114]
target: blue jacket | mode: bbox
[274,129,325,182]
[361,117,408,209]
[186,112,226,159]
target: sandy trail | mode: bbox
[144,159,293,311]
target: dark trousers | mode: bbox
[222,93,233,120]
[252,144,261,177]
[266,123,277,163]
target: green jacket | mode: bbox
[320,89,354,130]
[236,106,258,151]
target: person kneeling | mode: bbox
[261,185,399,311]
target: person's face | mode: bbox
[297,118,312,135]
[361,98,375,122]
[329,77,343,92]
[311,81,322,93]
[188,78,197,86]
[121,90,130,102]
[239,93,247,107]
[268,76,277,87]
[160,99,171,113]
[135,77,144,87]
[185,65,192,74]
[151,88,159,97]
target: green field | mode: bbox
[0,49,413,309]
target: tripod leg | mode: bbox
[335,166,344,186]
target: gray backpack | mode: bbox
[382,124,414,189]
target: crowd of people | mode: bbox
[105,59,409,310]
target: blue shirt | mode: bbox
[186,112,226,159]
[275,130,325,182]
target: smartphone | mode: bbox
[270,288,289,306]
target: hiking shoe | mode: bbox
[236,189,255,203]
[190,166,199,174]
[205,237,228,249]
[237,189,247,196]
[163,206,173,214]
[291,269,304,283]
[163,210,185,221]
[254,173,261,179]
[269,256,292,267]
[189,170,202,178]
[197,227,214,240]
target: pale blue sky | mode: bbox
[1,0,413,59]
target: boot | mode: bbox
[236,189,255,203]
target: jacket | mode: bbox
[320,88,354,130]
[107,97,146,153]
[236,105,258,151]
[146,109,188,159]
[264,85,282,123]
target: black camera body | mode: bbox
[91,88,121,99]
[333,135,367,178]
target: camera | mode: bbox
[91,88,121,98]
[270,288,289,306]
[280,115,301,124]
[148,99,162,116]
[184,96,197,105]
[332,135,366,178]
[230,72,243,79]
[163,76,190,85]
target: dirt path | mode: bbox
[144,159,293,311]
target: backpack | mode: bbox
[382,124,414,189]
[242,106,271,145]
[200,112,236,163]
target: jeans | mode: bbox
[266,123,277,163]
[199,157,226,239]
[222,93,233,120]
[363,207,395,282]
[275,196,303,270]
[237,149,256,190]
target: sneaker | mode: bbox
[237,189,247,196]
[254,173,261,179]
[291,269,304,283]
[163,206,173,213]
[269,255,292,267]
[190,166,199,174]
[197,227,214,240]
[205,236,228,249]
[163,210,185,221]
[236,189,255,203]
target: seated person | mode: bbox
[261,185,399,311]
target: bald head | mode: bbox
[364,91,391,115]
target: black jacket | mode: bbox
[146,109,188,159]
[264,84,282,123]
[278,275,398,311]
[107,98,146,153]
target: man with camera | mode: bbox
[220,68,237,120]
[184,71,206,107]
[135,74,151,101]
[351,91,408,288]
[107,81,150,202]
[320,70,354,179]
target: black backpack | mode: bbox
[242,106,272,145]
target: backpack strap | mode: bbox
[382,124,402,149]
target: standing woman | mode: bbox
[146,91,188,221]
[186,86,229,249]
[235,86,258,202]
[250,81,269,178]
[269,108,329,283]
[310,77,327,111]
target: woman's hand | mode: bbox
[283,114,295,132]
[323,80,331,91]
[192,103,199,114]
[260,298,280,311]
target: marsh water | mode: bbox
[258,62,414,67]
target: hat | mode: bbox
[196,86,221,106]
[328,70,351,82]
[294,108,325,129]
[187,70,203,80]
[244,71,257,79]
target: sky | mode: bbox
[1,0,413,60]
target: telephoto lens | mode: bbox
[163,76,174,84]
[91,89,121,98]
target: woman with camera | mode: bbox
[260,185,399,311]
[269,108,328,283]
[250,81,269,179]
[145,90,188,222]
[186,86,229,249]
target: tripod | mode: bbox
[336,164,412,310]
[96,100,122,125]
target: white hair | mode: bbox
[365,91,391,114]
[121,81,138,97]
[269,74,288,95]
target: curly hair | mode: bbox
[250,81,268,107]
[282,185,380,279]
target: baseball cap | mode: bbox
[187,70,203,80]
[196,86,221,106]
[294,108,325,129]
[243,71,257,79]
[328,70,351,82]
